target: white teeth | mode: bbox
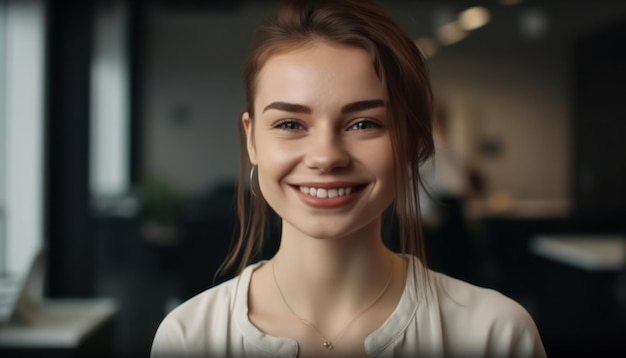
[298,186,355,199]
[316,188,327,198]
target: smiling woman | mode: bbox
[243,42,395,242]
[151,1,546,357]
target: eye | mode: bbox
[275,119,305,131]
[347,120,381,131]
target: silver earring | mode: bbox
[249,165,258,197]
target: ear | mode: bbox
[242,112,257,165]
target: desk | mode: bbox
[531,235,625,271]
[531,235,626,355]
[0,298,117,356]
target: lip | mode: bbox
[294,181,364,189]
[290,182,367,208]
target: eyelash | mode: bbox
[273,118,382,132]
[274,119,304,131]
[347,120,382,131]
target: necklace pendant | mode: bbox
[323,340,334,350]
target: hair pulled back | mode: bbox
[219,0,435,279]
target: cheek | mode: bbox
[257,141,300,165]
[378,143,394,172]
[256,139,303,182]
[355,137,396,201]
[354,137,394,174]
[376,148,396,193]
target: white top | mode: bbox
[151,257,546,357]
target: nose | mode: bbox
[303,131,350,173]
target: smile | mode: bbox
[299,186,353,199]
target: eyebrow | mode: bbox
[263,102,311,114]
[262,99,385,114]
[341,99,385,113]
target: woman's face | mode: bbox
[243,41,395,240]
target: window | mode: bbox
[0,0,46,280]
[0,0,6,278]
[90,0,131,200]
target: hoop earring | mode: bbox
[249,165,258,197]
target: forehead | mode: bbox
[254,41,386,112]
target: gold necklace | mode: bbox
[271,258,393,351]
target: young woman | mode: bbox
[152,1,546,357]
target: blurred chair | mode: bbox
[177,181,281,301]
[178,182,239,300]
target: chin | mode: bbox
[303,230,349,240]
[289,218,375,241]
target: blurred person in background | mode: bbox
[419,99,485,282]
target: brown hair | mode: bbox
[218,0,435,281]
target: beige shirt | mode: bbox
[151,257,546,357]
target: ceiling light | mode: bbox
[414,37,439,58]
[458,6,491,31]
[520,9,548,39]
[436,22,468,45]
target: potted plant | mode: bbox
[137,174,182,246]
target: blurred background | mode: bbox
[0,0,625,356]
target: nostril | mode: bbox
[304,153,351,172]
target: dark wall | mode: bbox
[45,0,144,297]
[45,0,95,297]
[572,16,626,230]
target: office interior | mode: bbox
[0,0,625,356]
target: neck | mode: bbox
[271,218,394,320]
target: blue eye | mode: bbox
[275,119,304,131]
[348,120,381,131]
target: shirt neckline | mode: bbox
[233,256,421,356]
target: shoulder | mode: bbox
[431,270,528,320]
[163,275,239,327]
[150,265,255,357]
[429,270,546,357]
